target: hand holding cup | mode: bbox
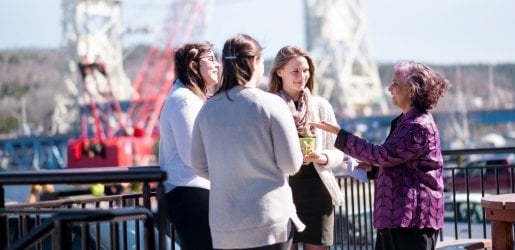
[299,137,316,157]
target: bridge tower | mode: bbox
[51,0,133,135]
[305,0,388,118]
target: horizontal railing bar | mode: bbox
[441,146,515,156]
[5,192,147,209]
[0,166,165,185]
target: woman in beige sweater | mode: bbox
[269,45,346,250]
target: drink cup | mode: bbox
[299,137,316,156]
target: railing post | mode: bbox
[0,185,7,249]
[56,221,63,250]
[54,219,69,250]
[144,211,156,250]
[156,181,166,250]
[142,182,151,210]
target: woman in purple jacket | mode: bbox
[311,61,450,250]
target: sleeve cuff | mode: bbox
[314,150,344,169]
[367,165,379,180]
[334,129,351,150]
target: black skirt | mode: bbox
[289,163,334,246]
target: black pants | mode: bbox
[165,186,213,250]
[375,227,438,250]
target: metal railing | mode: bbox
[330,146,515,249]
[1,147,514,250]
[0,166,167,250]
[7,207,156,250]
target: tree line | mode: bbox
[0,47,513,137]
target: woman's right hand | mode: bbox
[355,162,373,172]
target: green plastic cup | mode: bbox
[299,137,316,156]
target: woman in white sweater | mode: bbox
[159,42,219,249]
[191,34,305,250]
[269,46,345,250]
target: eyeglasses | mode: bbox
[199,55,217,62]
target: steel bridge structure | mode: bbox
[1,109,514,170]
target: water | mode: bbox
[4,185,30,204]
[4,184,81,204]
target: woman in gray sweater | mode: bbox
[191,34,305,250]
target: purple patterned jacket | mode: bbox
[335,108,444,229]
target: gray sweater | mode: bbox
[191,86,304,249]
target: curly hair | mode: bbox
[395,61,451,110]
[268,45,315,94]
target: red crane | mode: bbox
[67,0,210,168]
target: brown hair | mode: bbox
[215,34,262,96]
[268,46,315,94]
[174,42,214,100]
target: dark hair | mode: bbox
[268,46,315,94]
[214,34,262,96]
[395,61,451,110]
[174,42,214,100]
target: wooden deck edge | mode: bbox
[436,238,492,250]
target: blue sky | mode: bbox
[1,0,514,64]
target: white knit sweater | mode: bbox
[309,96,345,205]
[159,80,209,190]
[191,86,304,249]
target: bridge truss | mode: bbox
[305,0,388,118]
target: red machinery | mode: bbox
[67,0,209,168]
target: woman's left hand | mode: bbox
[355,161,373,172]
[303,152,328,165]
